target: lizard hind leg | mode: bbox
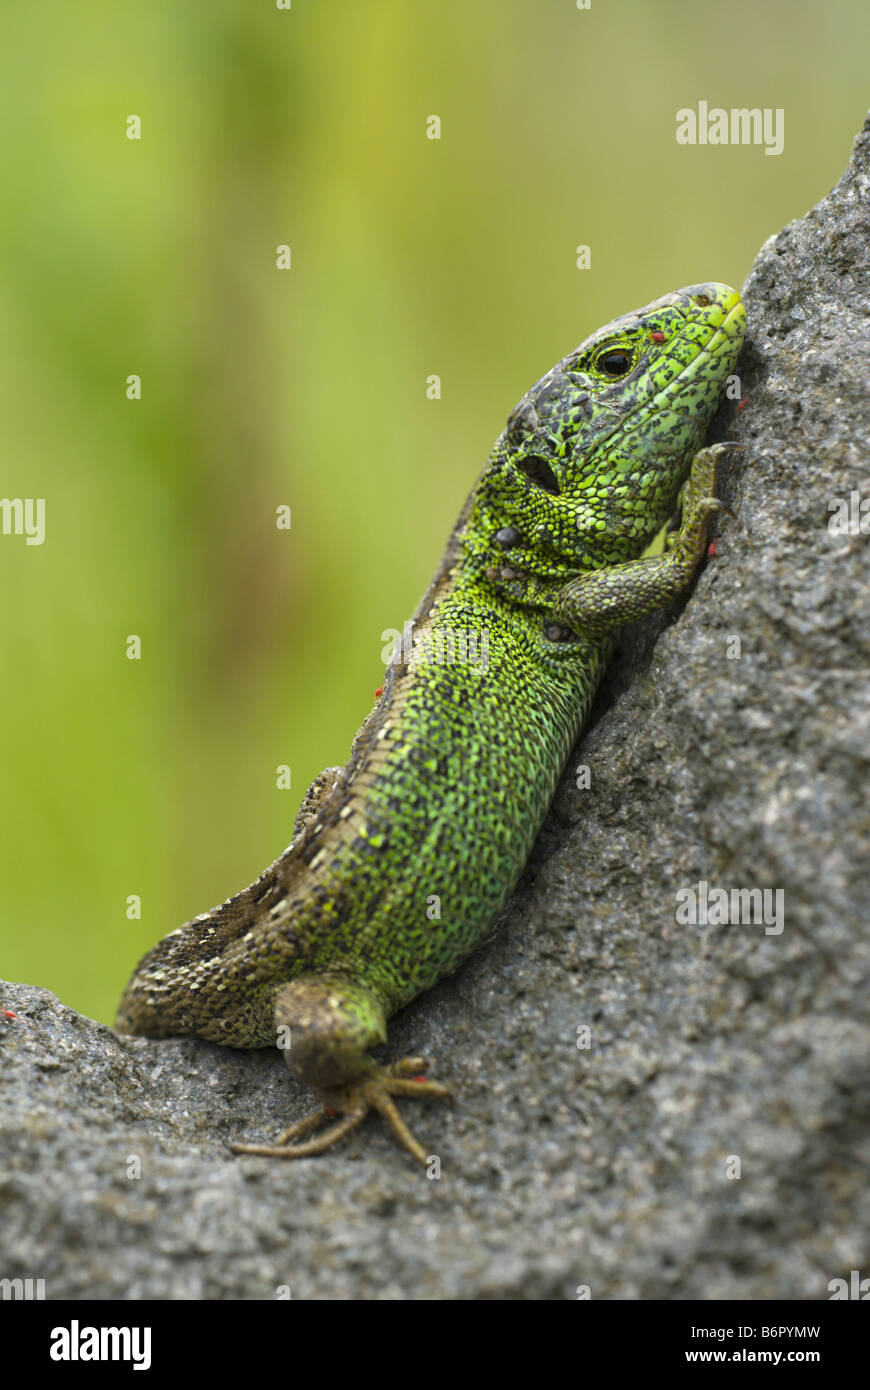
[228,975,450,1165]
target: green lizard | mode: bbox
[116,283,746,1163]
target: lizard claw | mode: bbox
[228,1059,450,1165]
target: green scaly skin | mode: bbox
[116,283,746,1163]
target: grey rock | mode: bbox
[2,116,869,1302]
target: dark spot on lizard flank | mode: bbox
[516,455,560,495]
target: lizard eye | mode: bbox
[596,349,633,377]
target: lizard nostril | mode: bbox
[694,294,711,306]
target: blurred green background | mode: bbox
[1,0,867,1024]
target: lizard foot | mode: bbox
[228,1058,450,1164]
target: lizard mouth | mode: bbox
[676,290,746,386]
[688,285,746,354]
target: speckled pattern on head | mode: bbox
[117,284,746,1160]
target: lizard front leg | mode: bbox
[553,443,739,636]
[229,974,449,1164]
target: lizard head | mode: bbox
[468,282,746,587]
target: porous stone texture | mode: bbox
[2,117,868,1301]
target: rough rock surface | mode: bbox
[2,118,869,1302]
